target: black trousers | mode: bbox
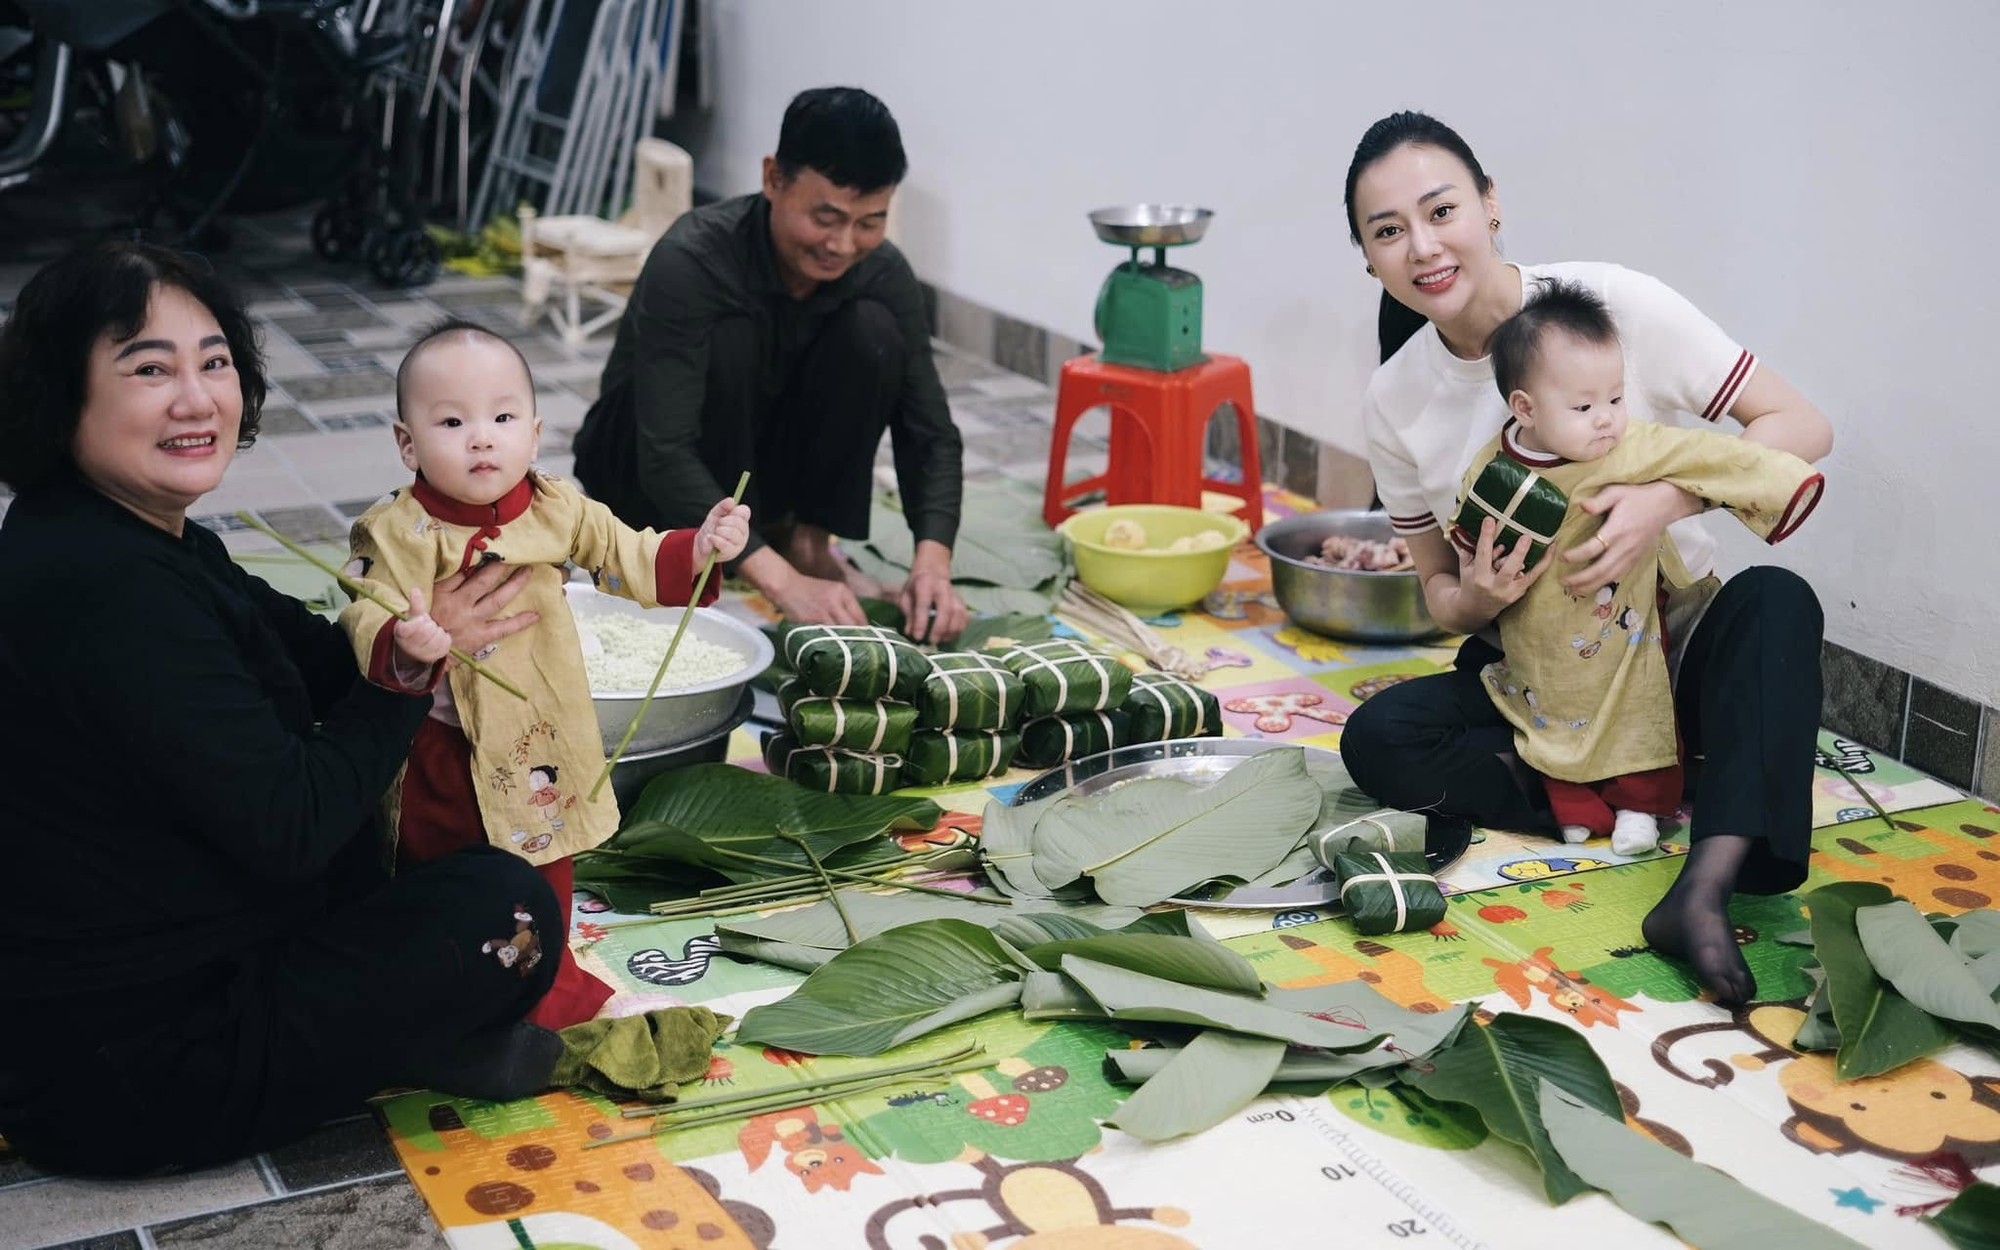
[1341,567,1824,894]
[0,846,558,1175]
[576,298,908,552]
[704,297,907,543]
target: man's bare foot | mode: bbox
[781,523,887,599]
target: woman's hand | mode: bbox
[1559,481,1704,596]
[693,498,752,566]
[427,560,539,662]
[1449,518,1552,628]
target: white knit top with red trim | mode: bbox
[1363,261,1757,579]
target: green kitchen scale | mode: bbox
[1089,204,1214,372]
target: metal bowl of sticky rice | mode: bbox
[565,583,772,756]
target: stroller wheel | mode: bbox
[311,206,367,262]
[370,227,441,289]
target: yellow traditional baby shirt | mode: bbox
[1454,421,1822,784]
[339,471,709,864]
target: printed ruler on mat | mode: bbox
[1286,1097,1489,1250]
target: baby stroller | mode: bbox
[308,0,464,286]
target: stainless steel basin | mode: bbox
[1256,510,1444,643]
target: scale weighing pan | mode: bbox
[1088,204,1214,248]
[1010,738,1472,911]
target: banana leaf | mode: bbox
[597,763,940,885]
[1952,911,2000,961]
[904,729,1021,787]
[779,681,919,754]
[1856,900,2000,1039]
[1058,957,1391,1053]
[1017,709,1131,770]
[1927,1182,2000,1250]
[1030,747,1323,907]
[1002,640,1134,718]
[715,891,1142,953]
[1404,1012,1622,1205]
[763,733,906,796]
[864,480,1070,590]
[1539,1081,1868,1246]
[1022,970,1106,1021]
[782,623,934,702]
[1105,1029,1288,1143]
[570,856,720,913]
[1123,671,1223,743]
[917,652,1026,731]
[732,919,1024,1056]
[1019,934,1261,994]
[1804,883,1956,1079]
[978,792,1092,901]
[1333,850,1447,936]
[954,613,1056,653]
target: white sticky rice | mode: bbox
[575,611,749,693]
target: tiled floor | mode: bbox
[0,212,1107,1249]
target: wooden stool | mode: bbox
[1042,353,1264,532]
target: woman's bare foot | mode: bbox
[1640,834,1757,1006]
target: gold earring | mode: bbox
[1490,218,1501,231]
[1366,264,1377,277]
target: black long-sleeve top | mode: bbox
[572,193,963,559]
[0,476,432,1017]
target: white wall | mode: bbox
[689,0,2000,704]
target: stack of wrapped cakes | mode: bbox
[764,625,932,794]
[766,629,1228,793]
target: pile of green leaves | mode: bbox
[980,747,1414,909]
[1790,883,2000,1078]
[847,480,1072,615]
[731,909,1869,1246]
[573,765,950,913]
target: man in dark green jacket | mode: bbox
[574,87,967,642]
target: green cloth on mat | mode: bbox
[762,732,905,795]
[917,652,1026,731]
[1123,671,1222,743]
[778,680,918,755]
[1333,850,1446,936]
[552,1006,732,1103]
[1001,640,1133,718]
[1017,708,1129,770]
[903,728,1021,787]
[781,623,933,702]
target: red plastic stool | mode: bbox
[1042,353,1264,533]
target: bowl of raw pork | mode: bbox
[564,582,773,757]
[1255,510,1443,642]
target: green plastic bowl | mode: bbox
[1058,504,1249,613]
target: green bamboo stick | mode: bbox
[1829,758,1899,833]
[702,846,1012,903]
[590,470,752,800]
[234,511,527,700]
[779,832,861,945]
[588,1057,997,1148]
[617,1045,983,1119]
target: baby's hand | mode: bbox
[393,586,454,665]
[693,498,752,565]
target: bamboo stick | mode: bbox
[590,471,751,800]
[235,512,526,699]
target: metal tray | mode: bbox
[1011,738,1472,910]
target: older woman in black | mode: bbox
[0,242,562,1175]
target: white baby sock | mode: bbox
[1561,824,1593,845]
[1612,809,1660,857]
